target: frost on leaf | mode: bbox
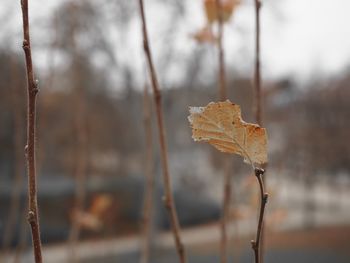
[188,100,268,165]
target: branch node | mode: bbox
[162,196,171,209]
[263,193,268,203]
[251,240,257,249]
[27,210,35,224]
[22,40,29,50]
[33,79,40,95]
[254,167,265,177]
[24,144,28,155]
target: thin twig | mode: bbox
[140,83,155,263]
[36,10,59,175]
[67,4,89,261]
[216,0,227,102]
[254,0,262,126]
[68,85,88,263]
[220,156,231,263]
[253,1,267,262]
[251,168,268,263]
[20,0,43,262]
[138,1,187,263]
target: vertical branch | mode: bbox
[140,84,155,263]
[220,157,231,263]
[251,168,268,263]
[67,4,88,262]
[216,0,227,102]
[68,83,88,263]
[67,44,89,263]
[254,0,262,126]
[138,1,187,263]
[36,10,59,175]
[20,0,43,262]
[253,1,267,262]
[2,55,25,259]
[215,1,231,263]
[13,209,29,263]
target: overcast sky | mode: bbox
[262,0,350,80]
[1,0,350,87]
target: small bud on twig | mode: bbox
[33,79,39,95]
[22,40,29,50]
[27,210,35,224]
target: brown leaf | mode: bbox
[72,210,102,231]
[204,0,240,24]
[188,100,268,165]
[89,194,113,217]
[191,26,217,44]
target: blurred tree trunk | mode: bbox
[140,84,155,263]
[301,154,316,229]
[36,10,59,176]
[214,2,232,263]
[13,207,29,263]
[1,55,25,260]
[67,3,89,262]
[67,69,88,263]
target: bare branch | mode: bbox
[253,1,267,262]
[138,1,187,262]
[215,1,231,262]
[67,4,89,262]
[251,168,268,263]
[20,0,43,262]
[220,157,231,263]
[216,0,227,102]
[254,0,262,126]
[140,83,155,263]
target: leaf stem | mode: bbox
[138,1,187,262]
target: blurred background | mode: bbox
[0,0,349,262]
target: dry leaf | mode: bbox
[188,100,268,165]
[191,26,217,44]
[70,194,113,232]
[89,194,113,217]
[204,0,240,24]
[72,210,102,231]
